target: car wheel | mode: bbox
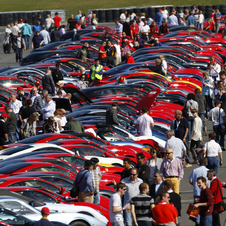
[70,220,89,226]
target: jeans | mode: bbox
[23,35,30,48]
[200,214,212,226]
[138,221,152,226]
[216,23,220,33]
[207,156,219,176]
[187,117,194,142]
[213,125,225,148]
[198,22,203,30]
[198,112,205,133]
[8,131,16,144]
[123,209,132,226]
[204,95,213,113]
[177,216,181,226]
[16,48,23,62]
[93,192,100,205]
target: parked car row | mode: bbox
[0,23,225,225]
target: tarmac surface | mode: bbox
[0,23,226,225]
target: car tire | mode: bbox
[70,220,89,226]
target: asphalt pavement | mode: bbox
[0,23,226,225]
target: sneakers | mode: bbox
[185,163,192,168]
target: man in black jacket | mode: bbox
[149,170,164,201]
[163,180,181,224]
[146,58,164,75]
[0,113,9,145]
[106,102,120,126]
[52,63,63,85]
[71,28,80,41]
[136,153,150,184]
[50,26,60,42]
[42,69,55,94]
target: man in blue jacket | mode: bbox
[154,9,163,28]
[187,11,197,27]
[21,20,32,49]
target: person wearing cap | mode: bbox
[90,59,103,81]
[0,113,9,146]
[91,157,102,205]
[114,39,121,65]
[126,51,135,64]
[18,19,24,30]
[32,30,44,49]
[42,69,55,95]
[209,100,226,150]
[154,9,163,27]
[106,102,120,126]
[14,32,26,63]
[52,62,64,85]
[115,76,127,85]
[5,105,17,143]
[34,207,54,226]
[17,86,26,105]
[73,160,95,203]
[21,20,32,50]
[41,94,56,121]
[154,38,163,47]
[20,112,39,139]
[56,81,66,97]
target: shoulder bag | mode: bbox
[70,170,88,198]
[213,179,226,214]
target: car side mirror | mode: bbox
[60,187,66,194]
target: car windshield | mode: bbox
[0,201,37,216]
[69,146,105,157]
[28,166,70,176]
[18,135,53,143]
[0,163,32,174]
[56,156,85,168]
[16,190,57,204]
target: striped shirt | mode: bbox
[130,193,154,222]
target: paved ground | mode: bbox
[0,24,226,225]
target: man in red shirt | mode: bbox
[207,169,223,226]
[130,20,139,39]
[150,21,159,37]
[152,191,178,226]
[53,12,62,28]
[126,51,135,64]
[194,176,213,226]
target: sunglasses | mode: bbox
[137,158,142,160]
[166,152,172,155]
[130,174,137,176]
[123,188,127,191]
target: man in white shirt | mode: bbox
[162,7,169,22]
[9,94,22,114]
[140,20,150,40]
[28,87,40,104]
[210,57,221,81]
[168,12,178,25]
[120,10,127,23]
[136,107,154,136]
[109,182,130,226]
[18,19,24,30]
[60,108,67,127]
[159,55,167,75]
[41,94,56,120]
[209,100,225,150]
[138,18,144,32]
[114,39,121,65]
[198,11,204,30]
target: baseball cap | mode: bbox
[20,19,23,22]
[41,207,50,215]
[1,113,9,118]
[154,38,158,41]
[17,86,23,91]
[57,81,64,86]
[35,81,40,86]
[119,76,125,82]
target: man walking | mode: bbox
[136,107,154,136]
[106,102,120,126]
[207,169,223,226]
[109,182,130,226]
[121,168,143,226]
[131,183,154,226]
[194,177,213,226]
[32,30,44,49]
[73,160,94,203]
[21,20,32,49]
[160,148,184,194]
[90,157,102,205]
[14,32,26,63]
